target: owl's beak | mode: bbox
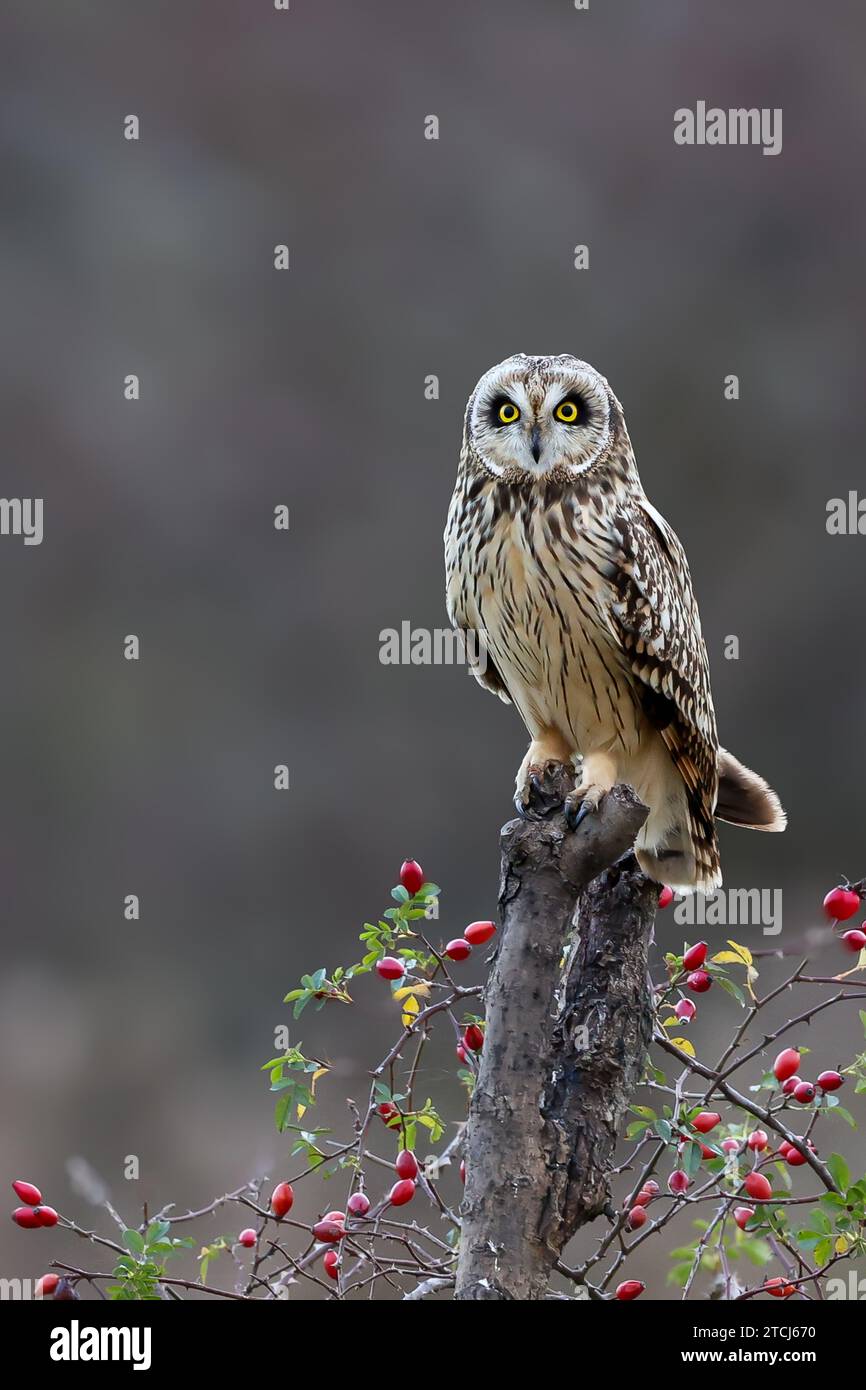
[529,426,542,464]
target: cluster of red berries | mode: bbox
[10,1180,58,1230]
[625,1177,660,1230]
[773,1047,844,1108]
[10,1180,65,1298]
[823,885,866,953]
[262,1146,425,1283]
[376,860,498,984]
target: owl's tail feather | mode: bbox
[715,748,787,832]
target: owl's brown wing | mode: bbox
[603,495,719,859]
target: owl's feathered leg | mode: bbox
[563,750,618,830]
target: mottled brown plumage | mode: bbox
[445,354,785,892]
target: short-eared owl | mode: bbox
[444,353,785,892]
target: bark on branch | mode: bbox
[455,768,657,1301]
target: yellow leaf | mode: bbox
[835,1235,848,1254]
[297,1102,306,1119]
[393,982,431,1002]
[401,995,420,1028]
[728,940,753,966]
[712,952,745,965]
[669,1036,696,1058]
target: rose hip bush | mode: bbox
[12,866,866,1300]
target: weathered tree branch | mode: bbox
[455,768,657,1301]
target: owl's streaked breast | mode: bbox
[446,475,644,755]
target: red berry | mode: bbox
[683,941,707,971]
[744,1171,773,1201]
[841,929,866,953]
[399,861,425,896]
[347,1192,370,1217]
[675,998,696,1023]
[722,1138,740,1155]
[11,1180,42,1207]
[734,1206,755,1231]
[456,1044,468,1064]
[626,1205,647,1230]
[765,1276,795,1298]
[35,1273,60,1298]
[463,1024,484,1052]
[459,1159,466,1185]
[464,920,496,945]
[377,1102,401,1127]
[785,1145,808,1166]
[782,1077,798,1095]
[323,1249,339,1280]
[445,939,471,961]
[817,1070,844,1093]
[823,887,861,921]
[312,1219,344,1243]
[270,1182,294,1219]
[11,1206,41,1229]
[686,970,711,994]
[388,1179,416,1207]
[747,1129,768,1152]
[615,1279,645,1300]
[793,1081,815,1104]
[658,886,674,909]
[395,1150,419,1181]
[376,956,405,981]
[323,1211,345,1225]
[633,1179,660,1206]
[238,1228,257,1248]
[773,1048,801,1082]
[692,1111,721,1134]
[668,1170,690,1194]
[36,1206,58,1228]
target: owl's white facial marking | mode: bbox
[466,354,613,480]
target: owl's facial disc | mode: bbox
[467,354,613,480]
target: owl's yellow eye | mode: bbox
[554,399,580,424]
[497,401,520,425]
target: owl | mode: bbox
[444,353,785,892]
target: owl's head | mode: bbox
[462,353,629,483]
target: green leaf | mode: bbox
[122,1229,145,1255]
[655,1119,673,1144]
[626,1120,647,1139]
[682,1141,702,1178]
[630,1105,657,1122]
[274,1092,293,1132]
[145,1220,170,1246]
[716,975,746,1008]
[827,1153,851,1191]
[827,1104,858,1129]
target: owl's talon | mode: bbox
[564,785,607,831]
[565,797,593,831]
[515,762,570,820]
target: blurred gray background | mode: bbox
[2,0,865,1297]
